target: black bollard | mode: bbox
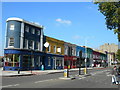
[18,68,20,74]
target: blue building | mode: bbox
[76,46,85,67]
[4,17,45,71]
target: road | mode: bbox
[2,67,119,89]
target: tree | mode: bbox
[116,49,120,61]
[94,1,120,42]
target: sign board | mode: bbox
[44,42,49,48]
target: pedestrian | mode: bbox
[111,66,119,84]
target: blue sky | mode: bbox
[1,2,118,56]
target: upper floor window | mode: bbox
[31,28,35,34]
[36,42,39,50]
[36,30,40,35]
[24,39,28,49]
[10,24,15,30]
[25,26,29,32]
[9,38,14,47]
[57,47,61,53]
[47,45,51,52]
[65,46,68,55]
[54,46,56,53]
[29,40,34,49]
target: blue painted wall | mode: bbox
[6,21,21,48]
[76,46,85,57]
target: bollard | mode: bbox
[64,69,67,78]
[18,68,20,74]
[84,68,87,75]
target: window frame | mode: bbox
[10,24,15,30]
[31,28,35,34]
[8,37,14,47]
[25,26,29,32]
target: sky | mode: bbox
[1,2,118,56]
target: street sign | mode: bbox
[44,42,49,47]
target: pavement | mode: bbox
[0,67,106,77]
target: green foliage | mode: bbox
[94,1,120,41]
[117,49,120,61]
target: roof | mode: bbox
[6,17,44,29]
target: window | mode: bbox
[65,46,68,55]
[48,57,51,66]
[29,40,34,49]
[47,45,51,52]
[9,38,14,47]
[36,30,40,35]
[36,42,39,50]
[54,46,56,53]
[25,26,29,32]
[32,58,34,67]
[10,24,15,30]
[24,39,28,49]
[57,47,61,53]
[31,28,35,34]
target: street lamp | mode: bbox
[84,39,87,75]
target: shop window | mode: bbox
[9,38,14,47]
[10,24,15,30]
[73,61,76,66]
[4,54,19,67]
[56,60,59,66]
[48,57,51,66]
[36,56,40,67]
[64,61,67,66]
[32,58,34,67]
[25,26,29,32]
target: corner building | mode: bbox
[4,17,45,70]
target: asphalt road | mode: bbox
[2,67,119,89]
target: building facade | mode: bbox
[76,46,85,68]
[86,47,93,67]
[4,17,108,71]
[4,17,45,70]
[44,36,64,70]
[64,42,77,69]
[99,43,118,66]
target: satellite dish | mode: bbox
[44,42,49,48]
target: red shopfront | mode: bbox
[64,55,77,69]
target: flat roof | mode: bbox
[6,17,44,29]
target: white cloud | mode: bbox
[56,18,72,25]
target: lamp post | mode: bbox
[78,51,82,75]
[84,39,87,75]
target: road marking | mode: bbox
[35,79,54,83]
[2,84,20,88]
